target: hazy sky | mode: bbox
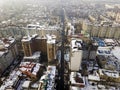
[0,0,120,6]
[0,0,3,4]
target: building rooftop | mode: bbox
[104,39,114,43]
[97,47,111,56]
[88,71,100,81]
[21,34,38,42]
[46,34,56,44]
[0,37,15,57]
[71,38,82,52]
[38,65,56,90]
[99,69,119,78]
[93,37,106,47]
[24,51,41,60]
[70,38,83,71]
[70,72,85,89]
[112,46,120,60]
[22,80,31,88]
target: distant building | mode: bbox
[88,15,96,23]
[25,24,60,39]
[116,12,120,23]
[82,20,120,39]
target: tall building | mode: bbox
[70,38,83,71]
[98,25,107,38]
[21,34,56,62]
[0,37,18,75]
[22,34,43,62]
[35,36,47,55]
[22,34,38,57]
[114,26,120,39]
[47,35,56,62]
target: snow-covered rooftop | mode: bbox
[24,51,41,60]
[88,71,100,81]
[0,51,5,57]
[99,69,119,78]
[104,39,114,43]
[97,47,112,56]
[22,34,38,42]
[71,38,82,52]
[112,46,120,60]
[22,36,32,42]
[0,37,15,48]
[46,34,56,44]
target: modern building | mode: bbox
[0,37,18,75]
[22,34,38,57]
[46,35,56,63]
[70,38,83,71]
[22,34,56,63]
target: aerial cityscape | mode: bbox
[0,0,120,90]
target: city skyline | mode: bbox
[0,0,120,90]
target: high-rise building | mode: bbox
[70,38,83,71]
[35,36,47,55]
[0,37,18,75]
[22,35,38,57]
[47,35,56,62]
[21,34,56,62]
